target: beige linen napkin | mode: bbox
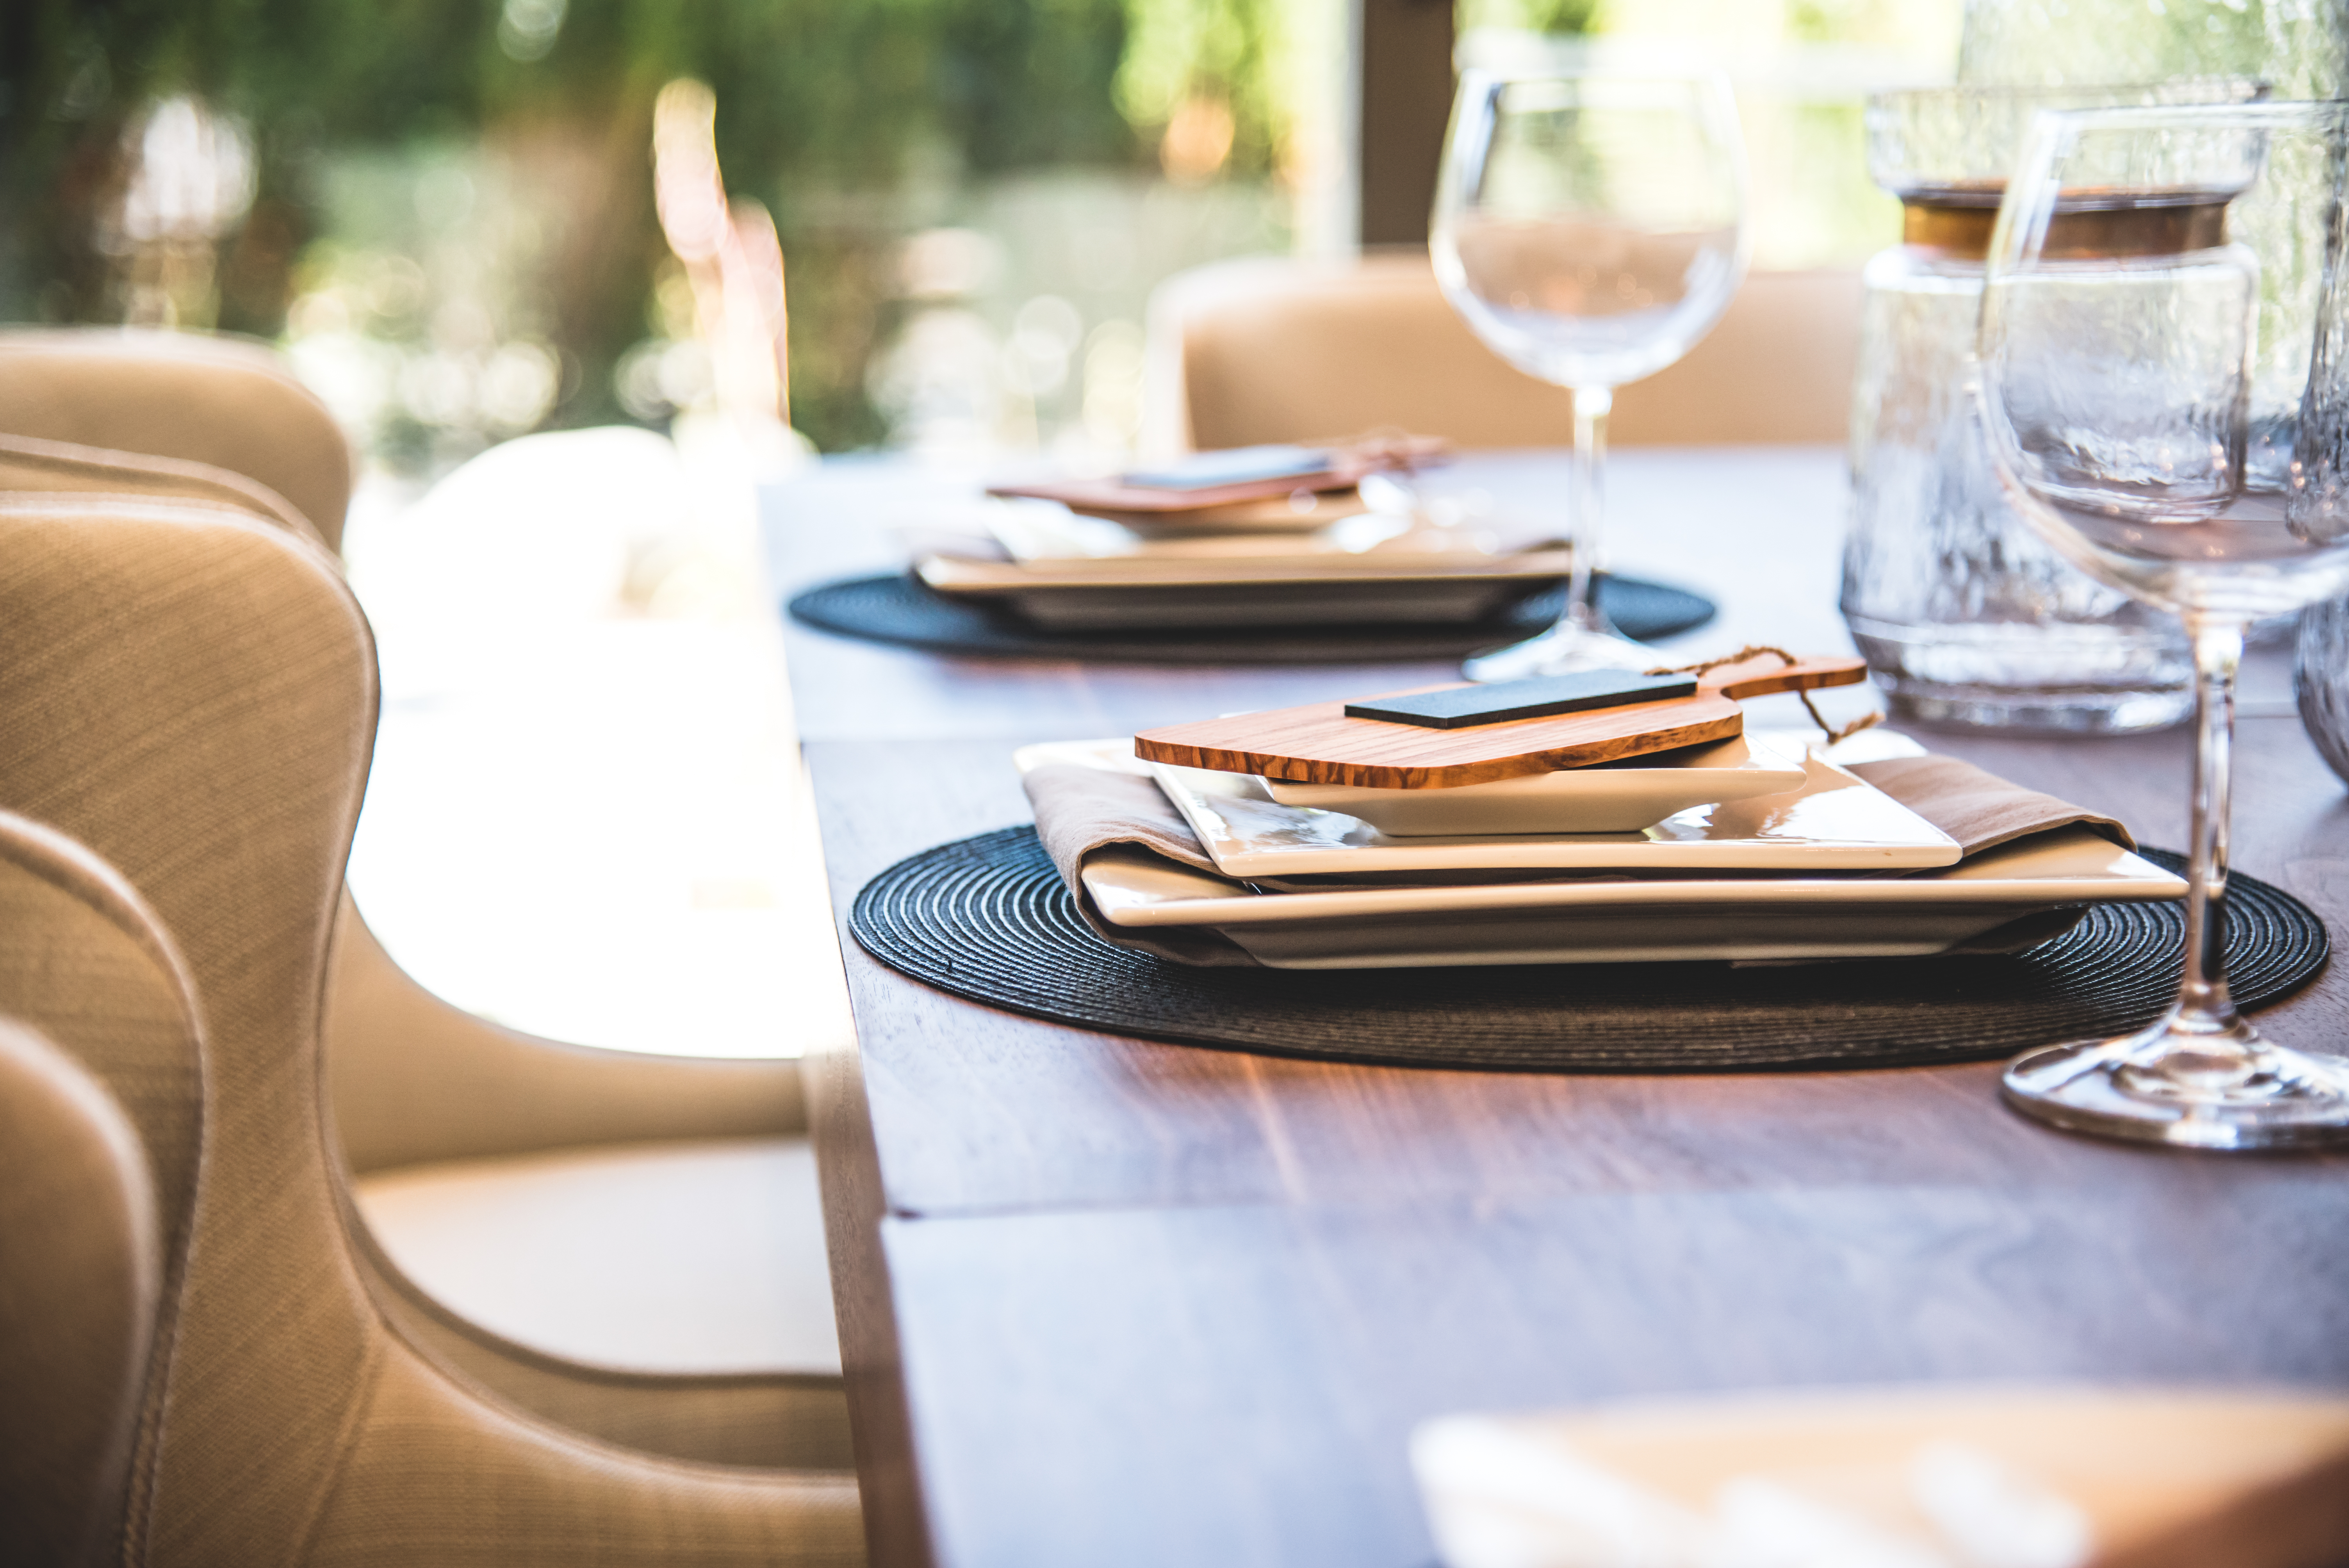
[1022,763,1262,964]
[1411,1388,2349,1568]
[1846,754,2134,856]
[1020,752,2136,966]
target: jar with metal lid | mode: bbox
[1840,84,2259,733]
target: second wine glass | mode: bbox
[1432,69,1750,679]
[1977,100,2349,1147]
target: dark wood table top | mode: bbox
[763,449,2349,1568]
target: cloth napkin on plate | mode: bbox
[1019,752,2134,965]
[1844,753,2134,859]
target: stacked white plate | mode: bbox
[916,500,1569,631]
[1013,732,2187,969]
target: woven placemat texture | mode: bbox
[848,827,2329,1074]
[787,572,1715,665]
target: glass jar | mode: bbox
[2296,599,2349,787]
[1840,86,2262,734]
[1957,0,2344,101]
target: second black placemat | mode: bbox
[848,827,2328,1074]
[788,572,1715,665]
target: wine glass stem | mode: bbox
[2171,617,2247,1040]
[1563,385,1613,636]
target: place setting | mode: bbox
[848,645,2324,1076]
[784,435,1718,665]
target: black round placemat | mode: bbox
[849,828,2328,1074]
[788,572,1714,665]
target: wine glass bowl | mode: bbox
[1432,70,1748,679]
[1977,101,2349,1148]
[1444,216,1742,387]
[1435,74,1745,388]
[1984,246,2255,527]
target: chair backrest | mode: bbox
[0,1009,164,1568]
[1147,250,1864,452]
[0,329,354,550]
[0,494,383,1564]
[0,367,815,1195]
[0,430,323,545]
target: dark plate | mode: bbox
[788,572,1715,666]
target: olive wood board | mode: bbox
[1132,653,1869,789]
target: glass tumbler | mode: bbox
[2295,600,2349,787]
[1957,0,2344,100]
[1840,87,2260,733]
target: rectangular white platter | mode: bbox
[1078,827,2186,969]
[917,551,1571,631]
[1147,751,1964,877]
[917,505,1570,631]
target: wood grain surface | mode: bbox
[882,1181,2349,1568]
[1132,654,1866,786]
[766,450,2349,1568]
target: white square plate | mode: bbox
[1076,827,2184,969]
[1148,752,1963,877]
[916,504,1571,631]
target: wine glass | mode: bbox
[1977,100,2349,1148]
[1431,69,1749,679]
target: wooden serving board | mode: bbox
[1132,654,1868,789]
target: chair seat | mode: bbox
[353,1136,839,1376]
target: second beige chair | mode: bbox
[0,328,357,548]
[1147,249,1863,452]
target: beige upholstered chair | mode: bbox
[0,501,863,1563]
[1145,250,1864,453]
[0,330,833,1386]
[0,999,161,1568]
[0,329,356,549]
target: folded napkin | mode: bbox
[1845,754,2135,857]
[1024,763,1256,964]
[1412,1387,2349,1568]
[1020,751,2135,967]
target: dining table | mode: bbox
[760,445,2349,1568]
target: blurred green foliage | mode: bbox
[1117,0,1289,175]
[1458,0,1599,33]
[0,0,1170,447]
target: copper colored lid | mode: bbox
[1901,188,2231,261]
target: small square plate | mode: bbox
[1259,733,1809,836]
[1149,750,1963,878]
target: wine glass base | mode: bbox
[1464,621,1656,682]
[2001,1017,2349,1150]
